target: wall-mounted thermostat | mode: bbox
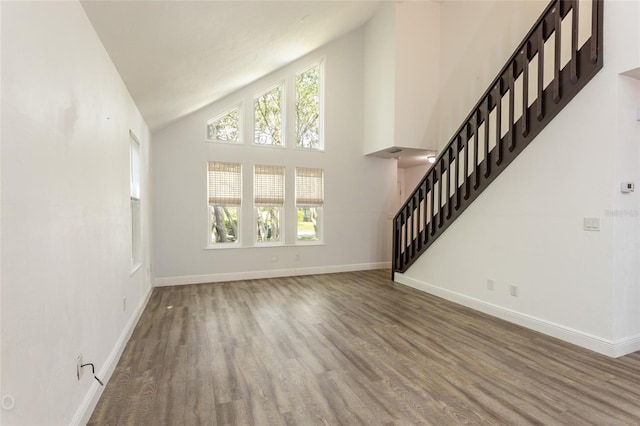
[621,182,635,193]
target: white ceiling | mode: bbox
[81,0,383,131]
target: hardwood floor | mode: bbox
[89,270,640,425]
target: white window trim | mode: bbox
[205,103,243,144]
[129,130,143,274]
[294,59,325,152]
[253,80,286,147]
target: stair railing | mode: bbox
[393,0,603,278]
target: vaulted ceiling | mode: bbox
[81,1,383,131]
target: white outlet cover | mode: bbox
[77,354,83,380]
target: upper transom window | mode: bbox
[254,84,283,146]
[207,106,241,143]
[295,63,322,150]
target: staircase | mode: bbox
[392,0,603,279]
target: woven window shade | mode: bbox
[254,165,285,206]
[295,167,324,207]
[208,161,242,205]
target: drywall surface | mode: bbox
[152,29,397,284]
[363,2,396,155]
[394,1,441,151]
[437,0,547,150]
[1,2,151,424]
[363,2,441,154]
[399,0,640,356]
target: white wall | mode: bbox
[152,29,397,285]
[363,3,396,155]
[1,2,152,424]
[437,0,547,150]
[363,2,441,155]
[398,1,640,357]
[394,1,441,151]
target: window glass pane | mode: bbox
[131,199,142,266]
[297,207,320,241]
[207,107,240,142]
[296,65,320,149]
[254,85,283,146]
[256,207,281,243]
[210,205,239,244]
[130,137,141,199]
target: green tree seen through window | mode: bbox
[296,65,320,149]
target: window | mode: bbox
[254,165,285,243]
[208,162,242,245]
[207,106,240,143]
[295,64,322,150]
[254,84,283,146]
[295,167,324,241]
[130,132,142,271]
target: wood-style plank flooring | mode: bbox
[89,270,640,425]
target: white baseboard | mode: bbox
[395,274,639,358]
[71,284,153,426]
[154,262,391,287]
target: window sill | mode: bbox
[204,242,326,250]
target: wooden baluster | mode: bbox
[423,178,430,245]
[408,197,414,259]
[553,2,561,103]
[453,136,460,210]
[570,0,578,83]
[473,116,479,190]
[537,24,545,121]
[495,81,503,165]
[396,214,402,270]
[404,205,410,265]
[522,43,530,137]
[417,184,423,252]
[508,65,515,152]
[430,173,436,236]
[409,192,419,259]
[463,127,470,200]
[484,100,491,177]
[437,161,443,228]
[590,0,599,63]
[445,147,452,219]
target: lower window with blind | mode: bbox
[254,164,285,244]
[207,162,324,247]
[208,161,242,245]
[295,167,324,242]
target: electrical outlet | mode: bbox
[510,285,519,297]
[271,255,278,262]
[77,354,83,380]
[487,279,494,291]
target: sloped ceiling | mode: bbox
[81,1,382,131]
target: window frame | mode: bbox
[254,164,286,245]
[129,131,143,273]
[207,161,242,247]
[295,167,324,244]
[294,61,325,152]
[253,81,286,148]
[205,104,243,144]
